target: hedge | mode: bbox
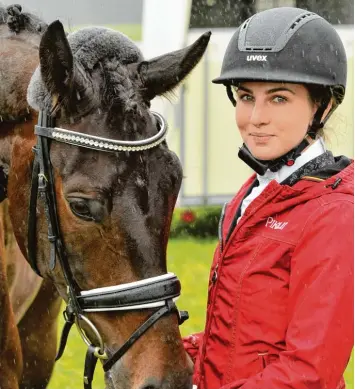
[170,205,223,238]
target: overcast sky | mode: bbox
[1,0,142,27]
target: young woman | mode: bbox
[184,7,353,389]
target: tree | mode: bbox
[189,0,256,28]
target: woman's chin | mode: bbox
[248,147,281,162]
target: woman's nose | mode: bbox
[249,103,270,127]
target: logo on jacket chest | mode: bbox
[265,216,288,230]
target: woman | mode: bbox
[183,7,353,389]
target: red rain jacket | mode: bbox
[184,161,354,389]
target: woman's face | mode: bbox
[235,82,318,161]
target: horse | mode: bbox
[0,4,211,389]
[0,5,62,389]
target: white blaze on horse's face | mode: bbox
[24,20,211,389]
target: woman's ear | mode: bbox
[321,99,333,122]
[311,98,333,125]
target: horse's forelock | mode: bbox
[68,27,143,70]
[27,27,144,113]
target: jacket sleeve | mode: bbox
[183,332,204,363]
[222,200,354,389]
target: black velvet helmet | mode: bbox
[212,7,347,105]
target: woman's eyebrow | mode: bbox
[237,86,296,95]
[266,87,296,95]
[237,86,253,93]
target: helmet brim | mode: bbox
[212,70,343,87]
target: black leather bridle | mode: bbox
[27,111,188,389]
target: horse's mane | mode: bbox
[0,5,6,23]
[0,4,49,121]
[28,27,144,113]
[0,3,47,33]
[0,4,145,118]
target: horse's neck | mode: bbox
[0,25,42,46]
[0,117,37,173]
[0,129,13,173]
[0,30,40,168]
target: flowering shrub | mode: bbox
[180,209,197,224]
[170,206,223,238]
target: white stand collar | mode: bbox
[257,137,327,184]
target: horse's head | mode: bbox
[10,21,210,389]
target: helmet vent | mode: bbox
[289,12,313,30]
[238,9,321,53]
[245,47,272,51]
[241,18,251,30]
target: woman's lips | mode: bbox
[249,133,274,143]
[249,132,274,136]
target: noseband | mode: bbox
[27,111,188,389]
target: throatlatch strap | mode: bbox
[27,156,42,276]
[36,112,82,306]
[37,136,57,271]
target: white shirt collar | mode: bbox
[257,137,327,184]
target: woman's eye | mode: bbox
[239,94,254,102]
[272,96,287,103]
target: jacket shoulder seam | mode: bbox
[299,198,353,241]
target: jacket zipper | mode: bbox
[212,202,227,284]
[218,203,227,254]
[201,203,226,386]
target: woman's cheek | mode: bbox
[235,107,248,133]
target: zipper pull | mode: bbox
[218,203,227,253]
[211,264,219,283]
[325,177,342,189]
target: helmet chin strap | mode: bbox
[237,98,330,176]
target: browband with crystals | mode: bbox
[34,111,167,152]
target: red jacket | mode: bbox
[184,161,354,389]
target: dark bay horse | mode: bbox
[0,4,210,389]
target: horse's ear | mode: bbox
[133,31,211,101]
[39,20,73,97]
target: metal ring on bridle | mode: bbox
[75,314,108,360]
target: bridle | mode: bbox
[27,110,188,389]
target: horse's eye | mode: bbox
[68,198,106,222]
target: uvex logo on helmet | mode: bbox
[246,55,267,61]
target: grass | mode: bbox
[49,238,353,388]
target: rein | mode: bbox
[27,110,188,389]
